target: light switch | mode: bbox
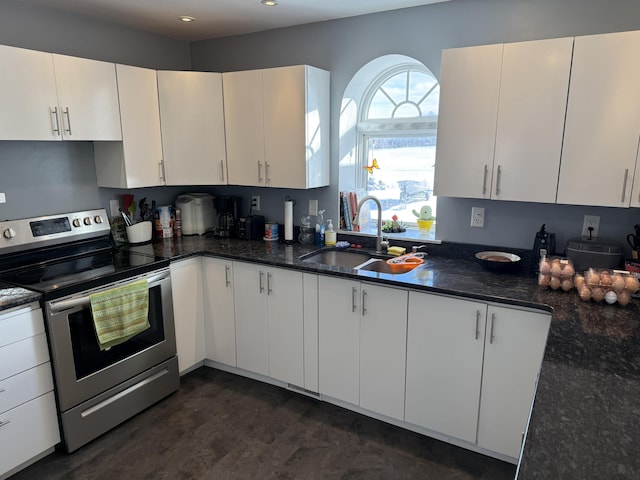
[0,193,5,204]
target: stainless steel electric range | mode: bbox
[0,209,179,452]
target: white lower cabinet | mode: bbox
[318,277,408,421]
[405,291,551,460]
[233,262,304,386]
[0,304,59,479]
[202,257,237,367]
[170,258,206,374]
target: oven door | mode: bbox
[45,268,176,412]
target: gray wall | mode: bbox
[191,0,640,255]
[1,0,640,256]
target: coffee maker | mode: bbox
[212,196,240,238]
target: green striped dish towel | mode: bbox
[90,278,150,350]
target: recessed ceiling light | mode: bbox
[179,16,195,22]
[261,0,277,6]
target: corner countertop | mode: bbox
[140,235,640,479]
[0,283,42,311]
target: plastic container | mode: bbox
[538,257,575,291]
[126,221,153,244]
[576,268,639,305]
[324,219,336,246]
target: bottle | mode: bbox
[315,209,325,246]
[325,219,336,246]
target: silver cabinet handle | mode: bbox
[220,160,225,182]
[0,388,5,394]
[475,310,481,340]
[51,106,61,135]
[63,107,72,135]
[267,272,273,295]
[224,265,231,287]
[362,289,367,315]
[482,164,488,195]
[622,168,629,203]
[351,287,357,313]
[0,420,10,428]
[495,165,502,196]
[265,162,271,186]
[258,161,263,183]
[259,271,264,293]
[489,313,496,344]
[158,161,166,181]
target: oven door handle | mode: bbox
[48,270,169,314]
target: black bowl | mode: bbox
[475,251,522,272]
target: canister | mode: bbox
[264,222,279,241]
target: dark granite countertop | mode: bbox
[144,235,640,479]
[0,281,42,311]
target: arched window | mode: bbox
[339,57,439,239]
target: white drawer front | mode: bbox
[0,334,50,381]
[0,392,60,477]
[0,363,54,414]
[0,305,44,348]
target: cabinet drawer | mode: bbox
[0,333,50,381]
[0,305,44,348]
[0,392,60,477]
[0,363,54,414]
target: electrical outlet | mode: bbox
[471,207,485,228]
[582,215,600,238]
[309,199,318,217]
[0,193,5,204]
[251,195,260,211]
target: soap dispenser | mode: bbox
[325,219,337,246]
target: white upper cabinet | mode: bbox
[433,44,503,199]
[557,30,640,208]
[52,54,122,141]
[94,64,164,188]
[157,71,228,186]
[434,38,573,203]
[0,46,121,141]
[492,37,573,203]
[223,65,330,189]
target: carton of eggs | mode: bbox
[576,269,639,306]
[538,257,575,291]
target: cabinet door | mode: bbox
[170,258,206,374]
[558,30,640,207]
[405,292,486,443]
[433,44,503,199]
[158,71,228,186]
[0,45,60,140]
[52,54,121,140]
[202,258,236,366]
[318,276,360,405]
[263,66,307,189]
[492,37,573,203]
[359,283,408,421]
[477,306,551,458]
[266,267,304,386]
[303,273,319,392]
[223,70,265,186]
[233,262,269,376]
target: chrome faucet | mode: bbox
[354,195,389,254]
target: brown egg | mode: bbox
[592,287,605,302]
[588,273,600,286]
[561,278,573,291]
[625,276,640,293]
[540,260,551,275]
[538,274,551,287]
[550,276,561,290]
[551,263,562,277]
[562,264,575,277]
[579,286,592,301]
[618,290,631,306]
[612,276,626,293]
[600,274,613,287]
[574,275,585,289]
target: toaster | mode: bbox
[175,193,216,235]
[238,215,265,240]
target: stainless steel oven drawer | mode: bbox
[60,356,179,452]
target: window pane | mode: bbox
[419,85,440,117]
[382,71,409,105]
[365,136,437,229]
[408,71,437,105]
[368,90,395,119]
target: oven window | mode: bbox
[68,284,166,380]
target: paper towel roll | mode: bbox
[284,200,294,242]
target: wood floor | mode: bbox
[12,367,516,479]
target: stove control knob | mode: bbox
[3,228,16,239]
[72,218,82,228]
[94,215,103,224]
[83,217,92,226]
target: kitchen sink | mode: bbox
[299,249,374,268]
